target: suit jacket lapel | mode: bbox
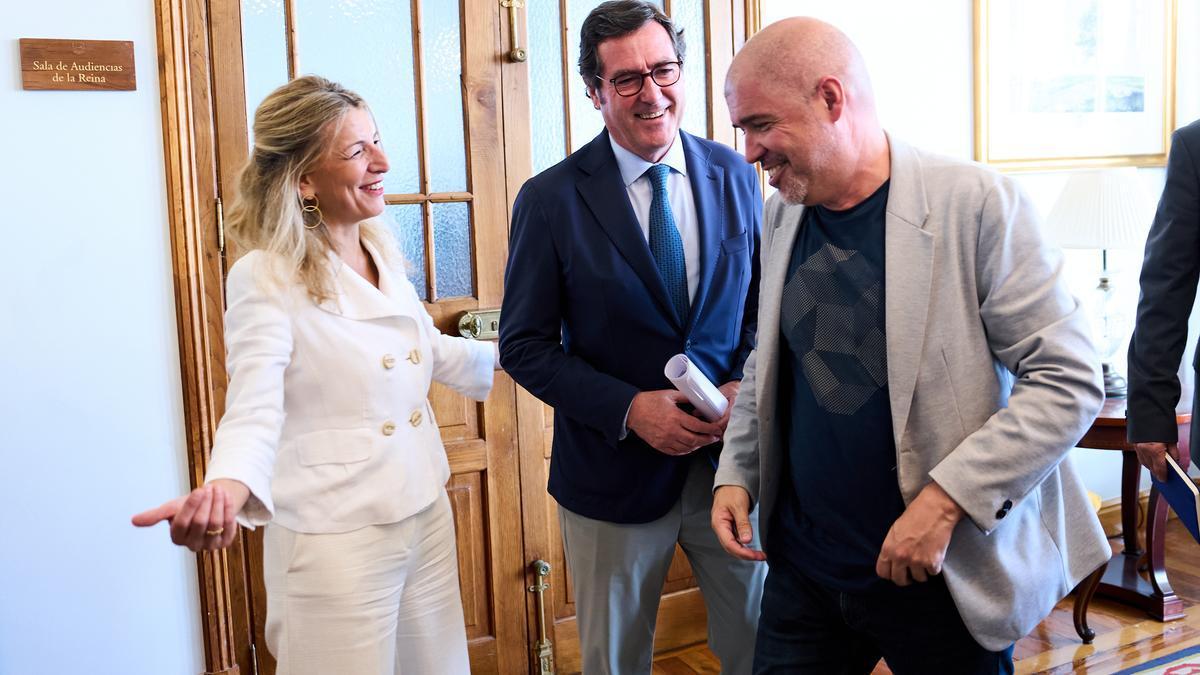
[883,136,935,447]
[316,241,409,321]
[576,131,682,328]
[682,133,724,333]
[758,199,805,429]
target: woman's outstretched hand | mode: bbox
[132,479,250,551]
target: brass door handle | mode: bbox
[457,309,501,339]
[501,0,527,62]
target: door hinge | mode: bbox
[216,196,226,253]
[249,642,260,675]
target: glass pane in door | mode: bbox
[295,0,422,195]
[240,0,289,137]
[671,0,709,137]
[527,0,567,174]
[424,0,468,193]
[431,202,473,299]
[386,203,427,299]
[565,0,637,151]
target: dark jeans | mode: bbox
[753,556,1015,675]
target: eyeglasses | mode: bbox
[599,61,682,97]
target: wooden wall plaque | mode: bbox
[19,39,136,91]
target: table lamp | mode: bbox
[1043,167,1155,398]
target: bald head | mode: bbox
[724,18,889,209]
[728,17,873,110]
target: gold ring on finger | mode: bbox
[205,527,225,536]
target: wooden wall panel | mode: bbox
[448,472,493,640]
[431,381,470,430]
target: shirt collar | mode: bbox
[609,132,688,187]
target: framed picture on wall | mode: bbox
[973,0,1177,170]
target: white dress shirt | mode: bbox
[611,133,700,436]
[609,133,700,303]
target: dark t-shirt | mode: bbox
[768,180,907,592]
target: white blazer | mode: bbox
[205,241,494,533]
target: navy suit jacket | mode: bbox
[499,130,762,523]
[1128,118,1200,463]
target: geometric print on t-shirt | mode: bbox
[781,242,888,415]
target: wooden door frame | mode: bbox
[156,0,532,671]
[156,0,252,672]
[501,1,757,671]
[154,1,765,672]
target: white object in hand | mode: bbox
[664,354,728,422]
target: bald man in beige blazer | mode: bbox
[712,18,1109,674]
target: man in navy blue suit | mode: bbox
[499,1,765,672]
[1128,118,1200,479]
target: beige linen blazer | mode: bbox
[715,135,1110,650]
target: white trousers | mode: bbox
[263,491,471,675]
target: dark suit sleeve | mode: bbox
[729,166,763,381]
[1127,126,1200,443]
[499,182,640,445]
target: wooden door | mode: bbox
[208,1,525,673]
[178,1,749,673]
[501,2,747,672]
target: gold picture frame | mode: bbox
[973,0,1177,171]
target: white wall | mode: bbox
[0,1,204,673]
[760,0,1200,500]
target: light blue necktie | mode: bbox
[646,164,689,323]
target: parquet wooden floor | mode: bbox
[649,519,1200,675]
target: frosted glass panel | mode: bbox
[567,0,610,152]
[241,0,288,139]
[432,202,473,299]
[423,0,468,193]
[672,1,709,137]
[386,204,428,300]
[567,0,667,152]
[295,0,421,194]
[528,0,568,173]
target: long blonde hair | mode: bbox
[226,75,395,302]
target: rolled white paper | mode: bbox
[664,354,728,422]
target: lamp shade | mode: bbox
[1043,168,1156,250]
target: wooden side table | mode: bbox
[1072,396,1191,640]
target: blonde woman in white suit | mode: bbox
[133,76,494,674]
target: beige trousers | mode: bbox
[263,491,470,675]
[559,458,766,675]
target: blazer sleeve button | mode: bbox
[409,410,423,427]
[382,354,397,369]
[382,421,397,436]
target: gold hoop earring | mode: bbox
[301,195,324,230]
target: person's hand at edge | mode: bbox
[628,389,723,455]
[1135,441,1188,482]
[711,485,767,562]
[710,380,741,432]
[875,480,963,586]
[132,478,251,552]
